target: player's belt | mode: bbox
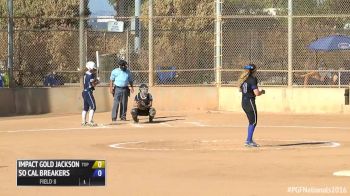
[83,89,92,92]
[115,86,128,89]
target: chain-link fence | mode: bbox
[1,0,350,88]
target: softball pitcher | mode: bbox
[238,64,265,147]
[82,61,100,126]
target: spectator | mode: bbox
[0,72,3,88]
[0,71,9,87]
[299,59,332,85]
[332,60,350,85]
[44,72,64,87]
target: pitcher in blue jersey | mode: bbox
[238,64,265,147]
[82,61,100,126]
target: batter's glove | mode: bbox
[92,78,100,86]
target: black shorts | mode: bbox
[241,97,257,125]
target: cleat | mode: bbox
[132,115,139,123]
[120,117,127,121]
[87,121,98,127]
[244,141,260,147]
[81,122,87,126]
[149,116,154,123]
[112,118,116,122]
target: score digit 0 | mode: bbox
[92,160,105,169]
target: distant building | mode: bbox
[89,16,115,30]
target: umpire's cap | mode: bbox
[118,59,128,67]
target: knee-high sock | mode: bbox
[89,110,95,122]
[246,124,256,142]
[82,110,87,123]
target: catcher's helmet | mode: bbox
[140,83,148,89]
[139,83,149,95]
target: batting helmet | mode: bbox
[86,61,96,70]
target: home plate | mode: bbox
[333,170,350,177]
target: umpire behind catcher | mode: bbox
[131,83,156,123]
[109,59,134,122]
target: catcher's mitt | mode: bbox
[137,101,149,110]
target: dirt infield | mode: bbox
[0,111,349,195]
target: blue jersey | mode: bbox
[110,68,133,87]
[83,71,96,91]
[241,75,258,98]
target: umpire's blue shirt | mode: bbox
[110,68,133,87]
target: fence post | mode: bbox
[7,0,14,88]
[288,0,293,87]
[215,0,222,87]
[79,0,86,87]
[135,0,141,53]
[148,0,154,87]
[126,28,129,63]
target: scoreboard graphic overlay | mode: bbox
[17,160,105,186]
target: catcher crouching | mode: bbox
[131,83,156,123]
